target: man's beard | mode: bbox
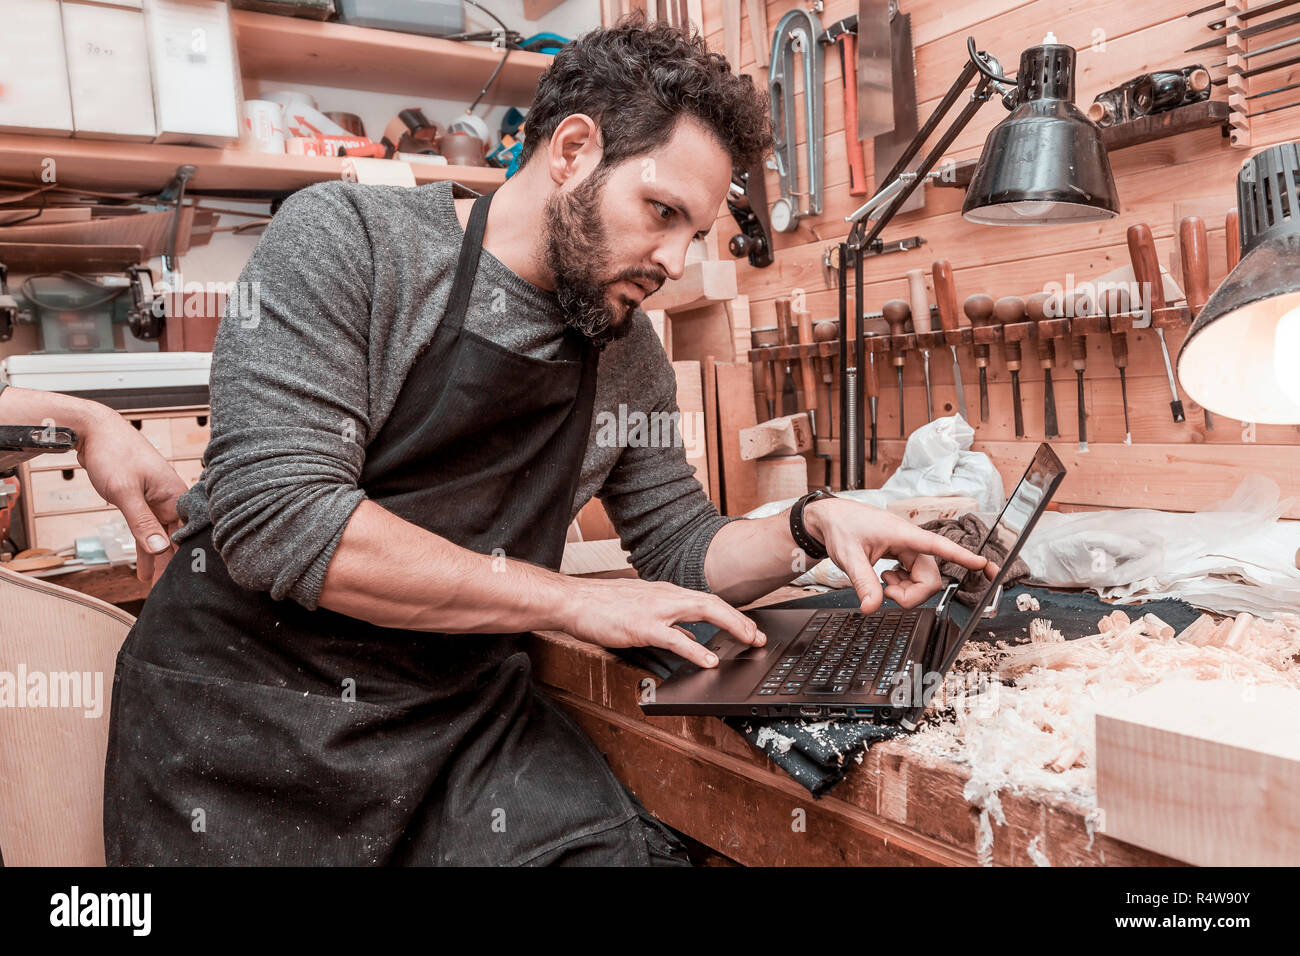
[542,173,663,350]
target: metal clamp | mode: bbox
[768,8,825,233]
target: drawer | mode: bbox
[31,510,118,552]
[172,458,204,488]
[123,415,173,459]
[27,467,107,515]
[169,413,210,459]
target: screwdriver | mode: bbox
[1026,292,1060,439]
[883,298,911,437]
[1103,286,1133,445]
[1179,216,1215,430]
[963,293,996,423]
[994,295,1027,438]
[863,329,880,464]
[1126,223,1185,423]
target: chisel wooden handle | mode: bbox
[906,269,932,334]
[1126,223,1167,315]
[1179,216,1211,316]
[994,296,1025,368]
[1103,286,1129,368]
[863,335,880,397]
[932,260,961,333]
[882,299,910,368]
[1226,209,1241,269]
[1026,292,1056,367]
[1070,333,1087,371]
[751,355,769,415]
[794,309,819,408]
[964,294,995,365]
[774,298,793,345]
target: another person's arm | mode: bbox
[0,383,186,582]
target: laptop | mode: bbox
[641,443,1066,729]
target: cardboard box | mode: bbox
[62,0,158,141]
[142,0,242,146]
[0,0,75,136]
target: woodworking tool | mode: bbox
[964,293,996,423]
[1186,9,1300,51]
[823,16,870,196]
[768,7,825,233]
[1186,0,1225,15]
[750,328,779,420]
[1211,51,1300,85]
[813,320,840,463]
[726,163,774,268]
[864,332,881,464]
[1179,215,1216,430]
[774,298,798,414]
[907,268,935,422]
[1246,99,1300,119]
[1246,79,1300,99]
[1088,67,1211,127]
[1070,290,1091,452]
[1026,292,1060,439]
[796,309,834,487]
[844,367,860,488]
[751,354,772,421]
[882,298,910,437]
[932,259,970,422]
[1207,0,1300,29]
[994,296,1027,438]
[873,9,924,216]
[1103,287,1133,445]
[1127,223,1187,423]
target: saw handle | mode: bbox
[835,32,869,198]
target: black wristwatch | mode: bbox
[790,490,835,561]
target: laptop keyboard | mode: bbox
[755,609,920,698]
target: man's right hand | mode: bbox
[558,577,765,669]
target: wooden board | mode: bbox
[671,360,711,497]
[713,361,761,515]
[702,356,722,507]
[755,454,808,503]
[739,412,812,460]
[1096,679,1300,866]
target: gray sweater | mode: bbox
[176,180,736,609]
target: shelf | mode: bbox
[0,135,505,197]
[232,10,551,107]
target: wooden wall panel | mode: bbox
[702,0,1300,510]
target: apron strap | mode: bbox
[441,190,494,334]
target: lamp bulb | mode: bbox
[1275,305,1300,406]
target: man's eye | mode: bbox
[651,201,673,220]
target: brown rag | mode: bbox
[919,512,1030,607]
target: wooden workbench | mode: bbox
[527,586,1182,867]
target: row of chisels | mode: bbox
[746,212,1232,480]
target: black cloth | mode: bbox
[920,513,1032,607]
[622,584,1202,796]
[103,190,689,866]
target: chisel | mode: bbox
[813,319,839,441]
[1103,287,1133,445]
[1026,292,1060,439]
[932,259,971,423]
[774,298,798,415]
[963,293,996,423]
[883,299,911,437]
[1206,0,1300,29]
[864,331,880,465]
[994,295,1027,438]
[1070,290,1092,452]
[1179,216,1215,430]
[1126,223,1186,423]
[906,269,935,422]
[1186,9,1300,51]
[795,308,824,442]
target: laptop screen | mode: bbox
[927,442,1067,674]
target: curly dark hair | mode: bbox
[518,14,771,173]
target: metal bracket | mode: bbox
[863,235,925,257]
[979,583,1005,619]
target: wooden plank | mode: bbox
[702,355,722,506]
[642,259,738,313]
[1101,101,1233,150]
[738,412,813,460]
[1096,679,1300,866]
[755,454,808,502]
[672,359,711,497]
[722,0,741,68]
[713,361,761,515]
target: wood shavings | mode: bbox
[1029,618,1064,644]
[753,726,796,755]
[1026,834,1052,867]
[1016,593,1041,612]
[902,607,1300,862]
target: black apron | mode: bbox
[104,190,687,866]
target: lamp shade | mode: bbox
[1178,142,1300,424]
[963,44,1120,225]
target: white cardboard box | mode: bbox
[0,0,75,136]
[62,0,158,141]
[142,0,241,146]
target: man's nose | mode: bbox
[651,239,690,283]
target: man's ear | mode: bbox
[547,114,604,186]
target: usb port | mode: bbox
[799,705,822,717]
[828,706,847,716]
[854,707,874,716]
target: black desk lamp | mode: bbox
[836,35,1120,489]
[1177,142,1300,424]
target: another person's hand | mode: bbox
[803,498,989,612]
[77,406,189,583]
[559,577,764,668]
